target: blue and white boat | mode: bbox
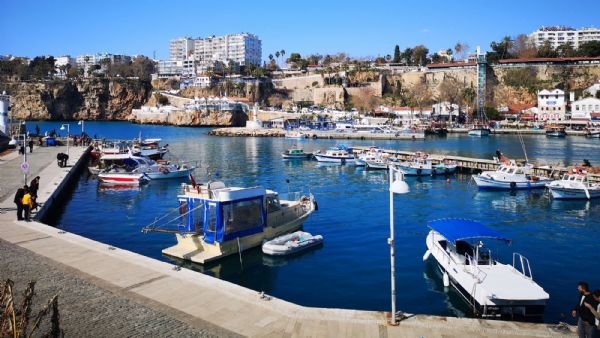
[355,147,382,166]
[152,180,318,264]
[424,219,549,319]
[314,145,355,164]
[472,162,553,190]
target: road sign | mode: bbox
[20,162,29,173]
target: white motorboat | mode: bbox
[547,172,600,200]
[472,161,553,190]
[395,153,434,176]
[365,158,389,170]
[585,128,600,138]
[132,158,196,179]
[424,219,549,319]
[468,126,491,137]
[355,147,383,166]
[98,172,150,185]
[314,145,355,164]
[285,131,305,139]
[432,160,458,175]
[262,231,323,256]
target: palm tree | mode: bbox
[280,50,285,67]
[275,51,280,67]
[268,54,274,62]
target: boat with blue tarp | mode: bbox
[423,218,549,320]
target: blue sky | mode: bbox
[2,0,599,60]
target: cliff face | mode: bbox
[0,78,152,120]
[134,109,247,127]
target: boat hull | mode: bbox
[144,167,194,179]
[586,131,600,138]
[473,175,550,190]
[545,132,566,138]
[549,187,600,199]
[314,154,355,164]
[282,153,311,159]
[468,128,491,137]
[365,161,388,170]
[98,174,149,185]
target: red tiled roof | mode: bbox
[427,62,476,69]
[508,103,536,113]
[499,56,600,63]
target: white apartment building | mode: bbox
[55,55,75,68]
[169,38,195,61]
[75,53,131,68]
[585,81,600,97]
[157,60,183,78]
[537,89,566,121]
[571,97,600,120]
[529,26,600,49]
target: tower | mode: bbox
[0,91,9,136]
[476,46,486,120]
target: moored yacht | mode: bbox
[147,180,318,264]
[424,219,549,319]
[547,171,600,200]
[313,145,355,164]
[472,161,553,190]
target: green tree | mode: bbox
[577,41,600,57]
[412,45,430,66]
[536,40,558,58]
[402,48,414,65]
[556,43,576,57]
[487,36,514,63]
[393,45,401,63]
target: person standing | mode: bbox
[21,187,33,222]
[28,138,34,153]
[585,290,600,338]
[13,186,25,221]
[573,281,597,338]
[29,176,40,210]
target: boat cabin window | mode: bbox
[455,241,474,259]
[267,195,281,212]
[179,199,204,232]
[205,202,217,233]
[223,198,264,236]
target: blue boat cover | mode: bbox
[428,218,511,243]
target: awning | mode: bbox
[428,219,511,243]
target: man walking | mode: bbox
[21,187,33,222]
[13,186,25,220]
[29,176,40,210]
[28,138,34,153]
[573,281,597,338]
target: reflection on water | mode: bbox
[42,121,600,324]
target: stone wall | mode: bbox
[134,109,247,127]
[0,78,152,120]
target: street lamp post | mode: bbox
[22,121,27,184]
[60,123,70,165]
[388,164,410,325]
[78,120,85,134]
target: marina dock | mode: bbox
[352,146,600,181]
[0,145,576,336]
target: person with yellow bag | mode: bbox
[21,187,33,222]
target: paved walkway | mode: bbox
[0,144,576,337]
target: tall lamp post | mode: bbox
[22,121,27,184]
[60,123,70,165]
[78,120,85,134]
[388,164,410,325]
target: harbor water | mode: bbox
[35,121,600,323]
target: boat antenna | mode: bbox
[516,118,529,163]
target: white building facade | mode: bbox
[529,26,600,49]
[537,89,566,121]
[571,97,600,120]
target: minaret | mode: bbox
[0,91,9,136]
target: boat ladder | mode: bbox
[512,252,533,280]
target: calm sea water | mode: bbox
[35,121,600,323]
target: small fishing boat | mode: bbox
[432,161,458,175]
[395,152,434,176]
[472,161,553,190]
[133,158,196,180]
[98,172,150,185]
[546,171,600,200]
[585,128,600,138]
[262,231,323,256]
[365,158,389,170]
[284,131,305,139]
[355,147,383,166]
[313,145,355,164]
[545,125,566,138]
[424,219,549,319]
[468,125,491,137]
[282,148,312,159]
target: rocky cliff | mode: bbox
[0,78,152,120]
[134,109,247,127]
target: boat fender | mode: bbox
[361,136,365,140]
[443,272,450,287]
[510,182,517,190]
[422,250,431,261]
[312,134,317,139]
[313,199,319,211]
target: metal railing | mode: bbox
[512,252,533,280]
[464,253,488,283]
